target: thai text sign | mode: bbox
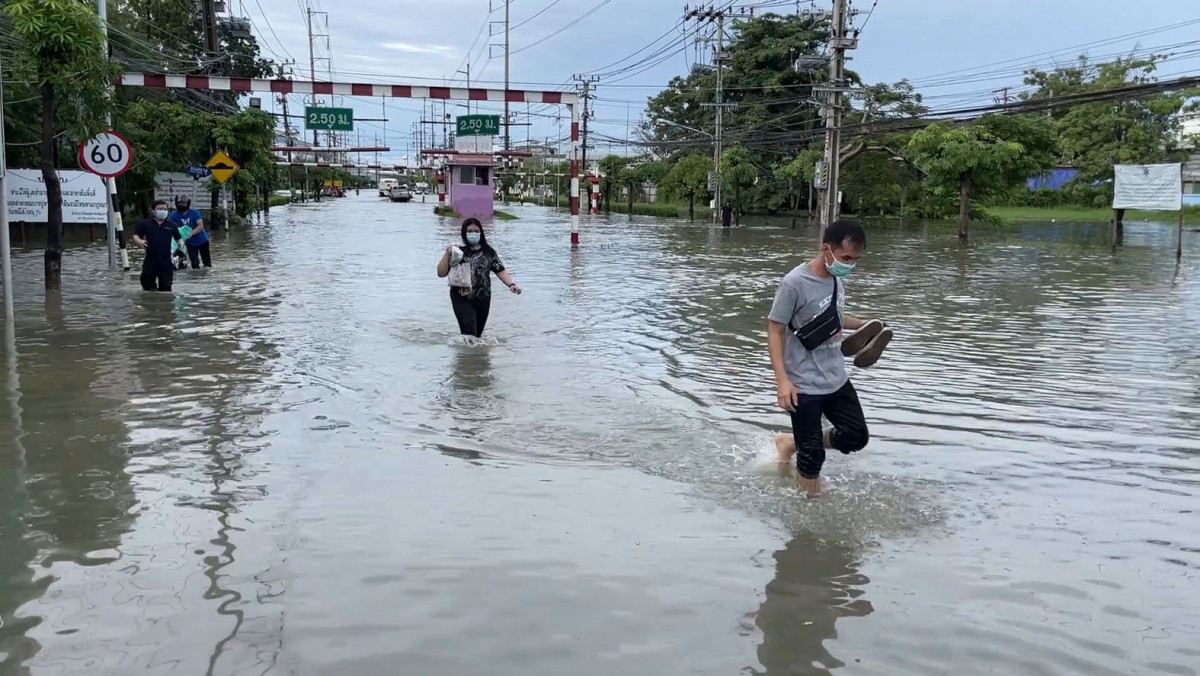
[457,115,500,137]
[306,107,354,131]
[4,169,107,223]
[1113,163,1182,211]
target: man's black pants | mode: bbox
[789,379,869,479]
[187,242,212,268]
[140,258,174,291]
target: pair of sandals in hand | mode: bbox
[840,319,892,368]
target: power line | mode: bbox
[510,1,613,56]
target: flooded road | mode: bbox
[1,195,1198,675]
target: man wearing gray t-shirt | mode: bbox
[767,219,891,497]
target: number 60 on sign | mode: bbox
[80,131,135,178]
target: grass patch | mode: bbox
[986,205,1200,224]
[433,206,462,218]
[268,194,291,207]
[493,210,519,221]
[606,202,713,219]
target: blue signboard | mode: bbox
[187,164,213,178]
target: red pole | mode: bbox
[570,102,580,247]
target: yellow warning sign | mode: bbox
[205,150,240,185]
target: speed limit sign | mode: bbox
[79,130,134,178]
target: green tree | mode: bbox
[5,0,119,289]
[660,154,712,222]
[719,146,758,223]
[214,108,278,216]
[906,114,1057,242]
[598,154,630,213]
[1022,55,1200,190]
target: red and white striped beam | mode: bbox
[273,146,391,153]
[418,149,535,158]
[274,162,422,170]
[118,72,581,247]
[116,73,578,105]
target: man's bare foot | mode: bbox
[774,433,796,465]
[797,476,823,498]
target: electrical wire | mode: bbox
[510,0,613,56]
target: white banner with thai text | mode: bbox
[1113,163,1182,211]
[4,169,108,223]
[454,135,494,154]
[155,172,213,206]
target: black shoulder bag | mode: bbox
[788,278,840,351]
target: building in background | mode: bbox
[1181,106,1200,203]
[446,155,499,219]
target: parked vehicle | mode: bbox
[389,184,412,203]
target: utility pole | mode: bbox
[279,61,296,201]
[96,0,127,270]
[201,0,225,222]
[713,12,725,225]
[573,75,598,178]
[504,0,511,150]
[0,48,13,323]
[458,59,471,116]
[992,86,1010,108]
[817,0,854,237]
[306,5,318,146]
[687,6,739,225]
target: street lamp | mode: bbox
[656,118,714,139]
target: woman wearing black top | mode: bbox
[436,218,522,338]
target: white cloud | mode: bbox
[379,42,454,55]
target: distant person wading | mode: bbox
[170,195,211,268]
[436,218,522,339]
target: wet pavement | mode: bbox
[1,195,1198,675]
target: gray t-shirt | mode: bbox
[768,264,848,395]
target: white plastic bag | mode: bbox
[447,245,472,288]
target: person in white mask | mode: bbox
[436,218,521,339]
[132,199,185,292]
[766,219,892,497]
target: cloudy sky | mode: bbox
[239,0,1200,165]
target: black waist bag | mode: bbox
[788,279,840,351]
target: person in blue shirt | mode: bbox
[170,195,211,268]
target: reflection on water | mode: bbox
[755,533,873,676]
[0,199,1197,675]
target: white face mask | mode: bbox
[154,209,169,221]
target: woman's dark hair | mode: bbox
[460,218,496,256]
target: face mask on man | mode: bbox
[825,249,856,278]
[465,232,481,246]
[154,209,169,221]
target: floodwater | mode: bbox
[1,195,1198,676]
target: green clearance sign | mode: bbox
[457,114,500,137]
[305,106,354,131]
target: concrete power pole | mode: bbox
[504,0,511,151]
[817,0,852,238]
[97,0,128,270]
[306,6,319,147]
[573,76,597,176]
[712,12,725,225]
[0,48,13,321]
[688,6,738,225]
[201,0,226,221]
